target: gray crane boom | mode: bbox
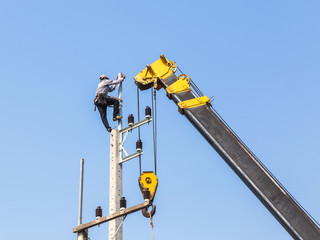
[133,55,320,240]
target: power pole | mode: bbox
[74,73,152,240]
[109,75,123,240]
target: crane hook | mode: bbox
[142,204,156,218]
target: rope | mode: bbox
[137,86,142,175]
[149,211,154,240]
[110,215,127,240]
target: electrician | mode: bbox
[94,73,125,132]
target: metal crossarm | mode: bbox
[73,200,152,233]
[120,117,152,134]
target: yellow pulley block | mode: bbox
[138,171,158,201]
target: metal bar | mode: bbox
[73,200,152,233]
[78,158,84,226]
[158,74,320,240]
[119,151,143,164]
[118,75,123,131]
[77,158,86,240]
[122,146,128,157]
[119,117,152,134]
[122,131,129,145]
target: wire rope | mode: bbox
[151,88,158,175]
[137,86,141,175]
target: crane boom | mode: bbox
[134,55,320,240]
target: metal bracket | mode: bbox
[73,200,152,233]
[118,116,152,164]
[178,96,210,109]
[119,116,152,134]
[166,74,191,95]
[134,54,177,90]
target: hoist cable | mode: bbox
[151,88,158,175]
[137,86,141,175]
[177,65,204,97]
[154,89,158,175]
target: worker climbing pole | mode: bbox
[74,69,160,240]
[94,73,125,132]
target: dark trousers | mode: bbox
[95,97,120,130]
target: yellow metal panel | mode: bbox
[166,74,191,94]
[138,171,158,201]
[134,54,176,90]
[178,96,210,109]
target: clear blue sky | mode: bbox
[1,1,320,239]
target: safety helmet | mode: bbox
[99,74,109,80]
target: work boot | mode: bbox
[107,127,112,132]
[113,116,123,121]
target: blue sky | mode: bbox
[1,1,320,239]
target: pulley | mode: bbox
[139,171,158,218]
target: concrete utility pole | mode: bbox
[109,74,123,240]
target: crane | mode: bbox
[133,55,320,240]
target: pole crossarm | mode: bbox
[119,117,152,134]
[73,200,152,233]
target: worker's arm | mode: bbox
[109,74,125,91]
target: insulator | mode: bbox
[136,139,142,152]
[142,189,151,200]
[120,197,127,209]
[128,114,134,126]
[145,106,151,118]
[96,206,102,219]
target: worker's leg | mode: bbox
[97,105,111,131]
[106,97,120,118]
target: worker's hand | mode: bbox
[122,73,126,79]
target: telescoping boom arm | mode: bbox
[134,55,320,240]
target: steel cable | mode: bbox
[151,88,158,175]
[137,86,141,175]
